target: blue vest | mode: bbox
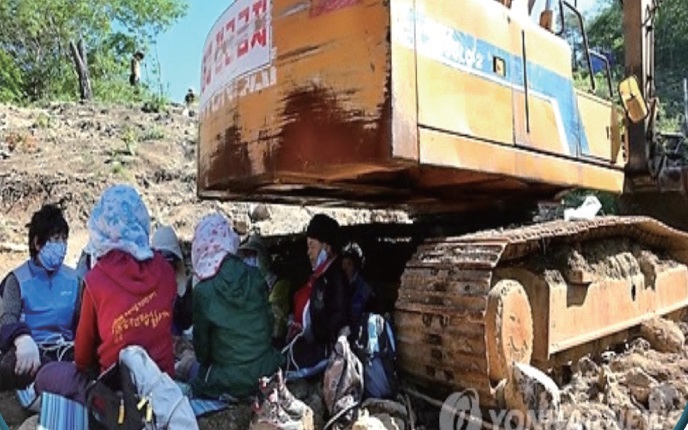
[13,260,79,344]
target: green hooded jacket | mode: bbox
[190,255,284,398]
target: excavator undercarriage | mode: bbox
[395,216,688,406]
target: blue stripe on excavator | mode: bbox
[406,10,591,156]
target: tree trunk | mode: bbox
[69,39,92,100]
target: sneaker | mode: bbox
[258,369,309,420]
[251,388,303,430]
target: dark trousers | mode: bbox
[34,361,91,405]
[0,346,73,391]
[289,336,328,369]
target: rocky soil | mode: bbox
[0,101,409,276]
[1,102,688,430]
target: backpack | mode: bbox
[322,331,364,430]
[86,361,151,430]
[86,345,198,430]
[350,313,399,400]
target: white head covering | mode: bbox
[191,213,240,281]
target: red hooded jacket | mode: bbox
[74,250,176,376]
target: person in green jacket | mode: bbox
[188,213,283,399]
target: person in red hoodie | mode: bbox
[34,184,177,404]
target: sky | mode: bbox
[153,2,230,103]
[154,0,602,104]
[577,0,599,14]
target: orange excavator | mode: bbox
[196,0,688,408]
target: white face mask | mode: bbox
[313,248,328,270]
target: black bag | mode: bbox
[350,313,399,399]
[85,364,155,430]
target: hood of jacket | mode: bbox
[94,249,172,296]
[203,255,267,309]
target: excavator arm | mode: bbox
[622,0,659,177]
[620,0,688,196]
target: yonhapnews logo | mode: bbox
[439,389,482,430]
[439,388,688,430]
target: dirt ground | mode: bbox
[2,103,688,429]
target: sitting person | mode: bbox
[151,224,193,335]
[0,204,80,400]
[238,234,292,346]
[34,184,177,405]
[151,224,196,381]
[185,213,283,399]
[286,214,350,371]
[341,242,376,326]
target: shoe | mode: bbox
[251,388,303,430]
[174,349,196,382]
[258,369,309,420]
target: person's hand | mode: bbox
[14,335,40,375]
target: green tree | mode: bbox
[0,49,24,103]
[0,0,188,103]
[585,0,688,121]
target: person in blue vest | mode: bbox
[0,204,81,393]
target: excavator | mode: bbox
[196,0,688,410]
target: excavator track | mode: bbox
[394,216,688,407]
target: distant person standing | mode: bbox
[129,51,145,87]
[183,87,197,117]
[185,88,196,108]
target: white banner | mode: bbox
[200,0,272,110]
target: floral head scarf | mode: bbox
[86,184,153,262]
[191,213,240,280]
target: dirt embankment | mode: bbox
[0,101,409,276]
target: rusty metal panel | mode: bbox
[389,0,419,161]
[194,0,626,212]
[418,127,624,193]
[197,0,392,195]
[547,267,688,354]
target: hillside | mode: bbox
[0,101,409,276]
